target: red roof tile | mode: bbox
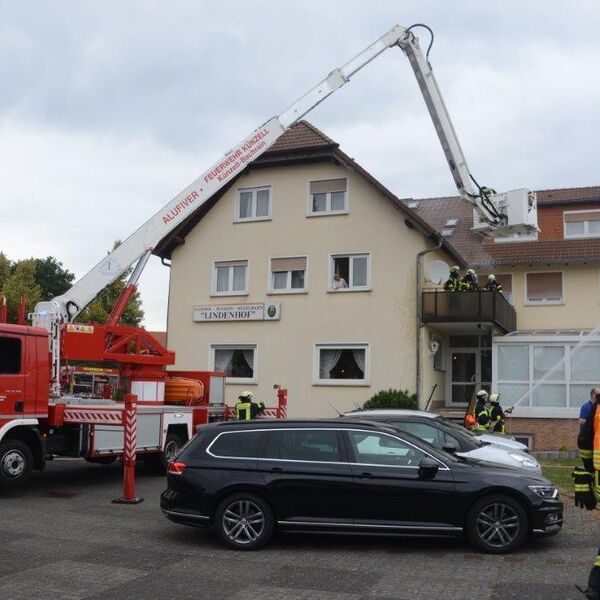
[266,120,337,152]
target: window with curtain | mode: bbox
[564,211,600,239]
[315,344,368,385]
[213,260,248,295]
[212,345,256,381]
[309,178,348,215]
[235,186,271,221]
[525,272,562,304]
[330,253,370,290]
[270,257,307,292]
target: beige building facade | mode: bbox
[158,122,460,417]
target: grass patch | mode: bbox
[542,465,573,492]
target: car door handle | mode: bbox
[271,467,282,473]
[358,472,373,479]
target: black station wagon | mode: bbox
[160,419,562,553]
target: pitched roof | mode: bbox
[409,190,600,268]
[154,121,464,264]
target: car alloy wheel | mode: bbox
[222,500,265,545]
[475,502,520,548]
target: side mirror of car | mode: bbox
[418,456,440,479]
[442,441,458,454]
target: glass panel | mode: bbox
[449,335,478,348]
[570,384,595,408]
[229,349,254,378]
[210,431,265,458]
[497,383,530,407]
[291,270,305,289]
[481,349,492,382]
[332,257,350,289]
[497,345,529,380]
[0,338,21,374]
[347,431,425,466]
[312,193,326,212]
[351,256,368,287]
[328,349,364,380]
[533,346,565,381]
[264,430,341,462]
[330,191,346,211]
[216,266,230,292]
[272,271,288,290]
[451,352,476,383]
[256,189,270,217]
[451,384,475,404]
[392,422,445,448]
[532,384,566,407]
[572,346,600,381]
[589,220,600,234]
[239,191,253,219]
[565,220,585,235]
[232,265,246,291]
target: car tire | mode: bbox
[466,494,529,554]
[215,492,274,550]
[144,432,183,473]
[0,440,33,489]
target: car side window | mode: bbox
[390,421,445,449]
[443,432,460,448]
[347,431,425,467]
[262,429,342,462]
[208,431,266,458]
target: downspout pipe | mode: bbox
[416,234,443,408]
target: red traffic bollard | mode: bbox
[113,393,143,504]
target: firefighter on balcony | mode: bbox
[443,266,463,291]
[235,391,265,421]
[573,387,600,599]
[472,390,491,432]
[461,268,479,291]
[484,274,503,293]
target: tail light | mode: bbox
[167,461,186,475]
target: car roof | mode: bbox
[343,409,440,419]
[204,418,397,430]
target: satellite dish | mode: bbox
[427,260,450,285]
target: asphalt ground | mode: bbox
[0,459,597,600]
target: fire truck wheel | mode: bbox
[0,440,33,489]
[144,432,183,473]
[215,492,274,550]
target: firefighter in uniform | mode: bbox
[235,391,265,421]
[461,268,479,291]
[488,393,512,434]
[472,390,491,432]
[443,266,463,291]
[483,274,504,293]
[574,388,600,598]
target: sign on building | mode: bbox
[193,302,281,322]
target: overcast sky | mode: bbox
[1,1,599,329]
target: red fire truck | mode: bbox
[0,23,537,489]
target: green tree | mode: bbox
[75,241,144,326]
[0,252,10,291]
[362,389,417,410]
[1,260,42,322]
[34,256,75,301]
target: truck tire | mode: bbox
[144,432,183,474]
[0,440,33,489]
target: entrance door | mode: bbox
[450,350,477,404]
[447,334,492,406]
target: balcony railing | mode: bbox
[421,289,517,333]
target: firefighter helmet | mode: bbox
[489,393,500,404]
[450,265,460,274]
[488,274,496,281]
[476,390,489,400]
[239,391,254,401]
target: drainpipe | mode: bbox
[415,235,443,408]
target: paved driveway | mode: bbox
[0,459,595,599]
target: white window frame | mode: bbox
[267,255,309,295]
[524,271,564,306]
[328,252,372,292]
[210,343,257,384]
[313,343,370,387]
[563,209,600,239]
[307,178,349,217]
[211,259,249,297]
[234,186,272,222]
[494,231,538,243]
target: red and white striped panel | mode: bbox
[123,408,137,463]
[63,409,123,426]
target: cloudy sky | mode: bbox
[1,1,599,329]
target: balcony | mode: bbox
[421,289,516,333]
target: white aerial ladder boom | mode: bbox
[33,23,538,333]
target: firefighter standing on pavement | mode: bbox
[488,393,513,434]
[573,387,600,598]
[235,391,265,420]
[472,390,491,432]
